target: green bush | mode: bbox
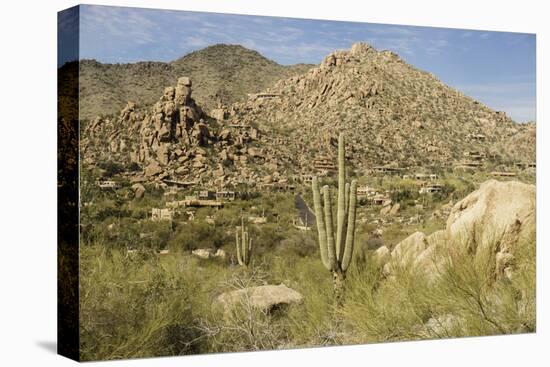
[169,221,229,252]
[80,246,206,360]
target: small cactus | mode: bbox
[312,133,357,302]
[236,217,252,266]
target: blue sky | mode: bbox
[58,5,536,122]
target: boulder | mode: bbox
[158,124,171,142]
[446,179,535,261]
[389,203,401,216]
[214,249,226,258]
[380,203,401,216]
[380,204,392,216]
[391,231,427,266]
[157,144,170,165]
[144,161,163,177]
[192,248,214,259]
[210,108,226,121]
[216,284,303,313]
[373,245,390,265]
[218,128,231,141]
[131,183,146,199]
[247,147,264,158]
[177,76,192,87]
[382,180,535,280]
[350,42,373,55]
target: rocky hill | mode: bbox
[81,43,536,188]
[68,44,313,120]
[224,43,535,171]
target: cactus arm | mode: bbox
[323,185,337,270]
[335,133,346,263]
[248,236,252,264]
[312,177,330,270]
[341,180,358,271]
[344,182,350,220]
[236,229,243,265]
[243,230,249,265]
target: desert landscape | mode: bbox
[60,40,535,360]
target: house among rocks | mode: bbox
[247,93,282,101]
[467,133,486,141]
[163,188,178,196]
[419,183,443,194]
[357,185,377,197]
[313,155,337,171]
[162,179,198,188]
[372,166,404,175]
[196,190,216,200]
[515,162,536,170]
[369,194,392,206]
[455,160,483,170]
[210,108,226,121]
[96,180,119,189]
[151,208,173,221]
[166,195,223,209]
[249,215,267,224]
[490,171,517,177]
[216,191,236,201]
[261,181,296,192]
[463,151,486,161]
[413,173,438,181]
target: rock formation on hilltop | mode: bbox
[82,76,266,188]
[221,43,534,171]
[81,43,535,188]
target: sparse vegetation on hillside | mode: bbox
[63,44,313,120]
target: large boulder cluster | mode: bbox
[375,180,535,280]
[134,77,208,165]
[82,77,275,188]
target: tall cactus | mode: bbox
[235,217,252,266]
[312,133,357,302]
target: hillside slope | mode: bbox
[68,44,313,120]
[81,43,535,188]
[225,43,535,170]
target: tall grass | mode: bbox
[340,226,535,343]
[79,221,535,360]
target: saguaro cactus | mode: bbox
[235,217,252,266]
[312,133,357,302]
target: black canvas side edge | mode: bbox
[57,5,81,362]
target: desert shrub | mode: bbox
[277,230,318,258]
[98,161,125,177]
[250,223,286,255]
[169,221,229,252]
[276,256,342,346]
[197,267,291,353]
[340,228,536,342]
[82,218,173,250]
[127,162,141,172]
[366,236,385,250]
[79,246,207,360]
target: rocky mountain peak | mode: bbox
[81,44,535,189]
